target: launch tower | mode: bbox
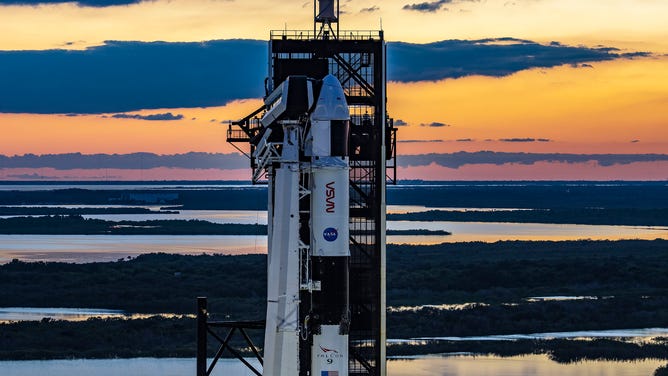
[206,1,397,375]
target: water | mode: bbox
[80,210,268,224]
[0,235,266,263]
[0,183,257,191]
[388,221,668,243]
[0,355,663,376]
[2,218,667,263]
[0,307,124,322]
[389,328,668,343]
[0,307,192,322]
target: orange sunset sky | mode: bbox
[0,0,667,180]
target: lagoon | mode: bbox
[1,219,667,263]
[0,355,663,376]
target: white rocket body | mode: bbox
[260,74,350,376]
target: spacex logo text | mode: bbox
[319,345,339,354]
[317,345,344,360]
[325,181,335,213]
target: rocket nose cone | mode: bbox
[312,75,349,121]
[322,74,340,87]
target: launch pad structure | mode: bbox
[197,1,397,375]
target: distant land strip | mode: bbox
[0,215,448,236]
[388,208,668,226]
[2,151,668,170]
[0,207,177,215]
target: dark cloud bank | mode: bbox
[403,0,456,13]
[0,0,144,6]
[0,38,649,113]
[2,152,668,171]
[110,112,184,121]
[0,40,267,114]
[0,152,249,170]
[387,38,649,82]
[398,152,668,169]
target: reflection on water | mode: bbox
[389,354,664,376]
[0,184,258,191]
[81,210,268,225]
[386,205,531,214]
[390,328,668,343]
[0,235,267,263]
[2,220,668,264]
[0,355,663,376]
[1,206,667,263]
[0,307,194,323]
[388,220,668,243]
[0,307,124,322]
[0,358,260,376]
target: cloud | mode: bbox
[0,152,250,170]
[420,122,450,127]
[498,138,551,142]
[4,151,668,173]
[387,38,651,82]
[0,40,266,113]
[0,38,650,113]
[398,139,444,143]
[402,0,479,12]
[397,151,668,168]
[393,119,409,126]
[456,138,474,142]
[0,0,144,6]
[5,173,49,180]
[360,5,379,13]
[111,112,184,121]
[402,0,449,12]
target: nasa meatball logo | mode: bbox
[323,227,338,242]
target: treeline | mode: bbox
[0,188,267,209]
[0,207,177,215]
[1,182,668,209]
[0,215,446,236]
[388,338,668,364]
[2,242,668,360]
[2,240,668,320]
[388,296,668,338]
[0,253,266,316]
[386,182,668,209]
[0,216,266,235]
[387,240,668,305]
[2,240,668,313]
[388,208,668,226]
[2,317,668,363]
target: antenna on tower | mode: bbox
[314,0,339,39]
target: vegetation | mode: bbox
[0,207,178,215]
[0,253,266,316]
[656,364,668,376]
[388,297,668,338]
[2,182,668,210]
[2,317,668,362]
[388,338,668,364]
[388,208,668,226]
[2,240,668,315]
[386,229,451,235]
[387,240,668,305]
[0,215,447,236]
[1,240,668,361]
[0,215,266,235]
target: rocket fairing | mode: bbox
[259,74,350,376]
